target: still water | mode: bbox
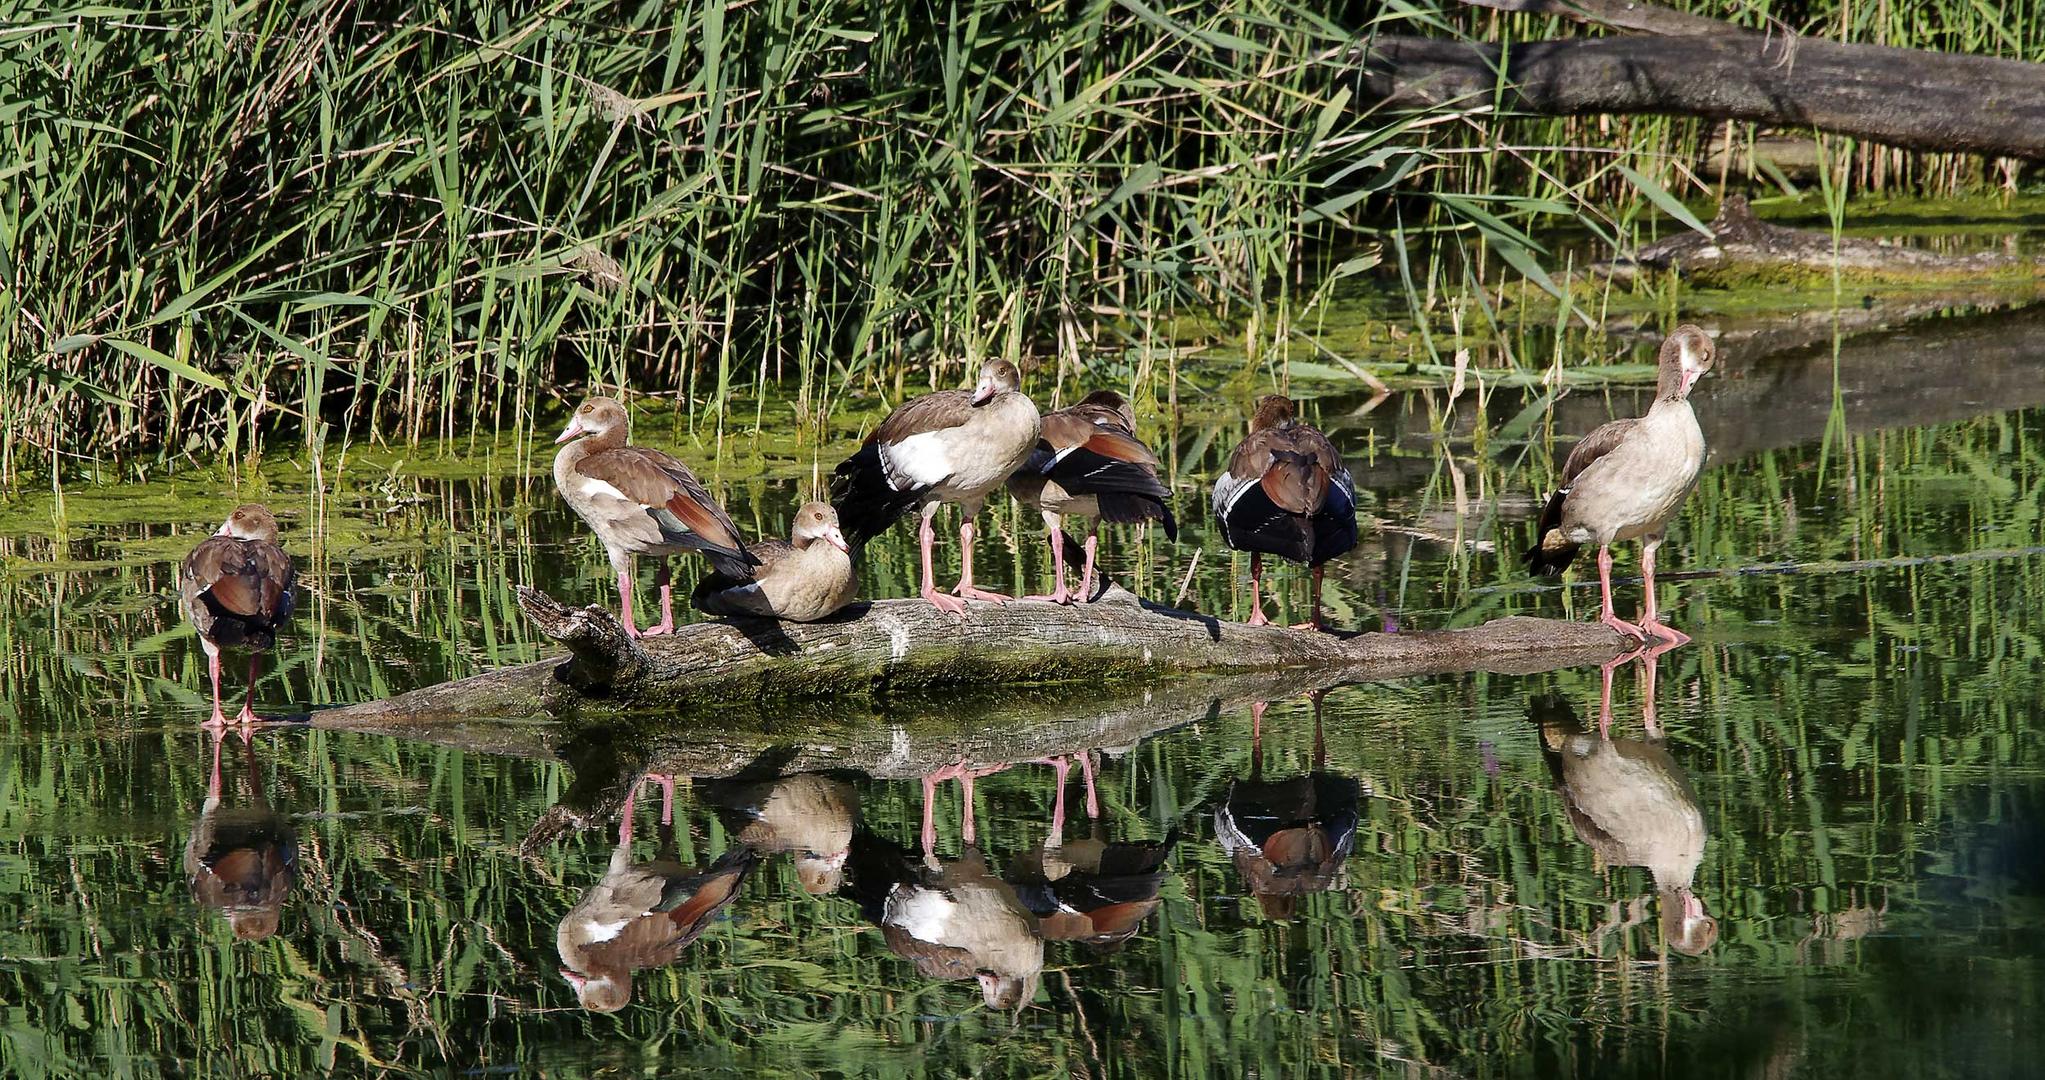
[3,308,2044,1077]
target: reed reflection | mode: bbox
[1531,643,1717,957]
[1214,693,1362,921]
[185,729,296,941]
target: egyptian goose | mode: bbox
[180,504,296,728]
[845,828,1043,1011]
[1007,756,1176,949]
[1529,692,1717,956]
[1214,698,1360,920]
[1008,390,1176,604]
[186,730,296,941]
[1211,395,1357,629]
[556,830,757,1012]
[831,360,1041,617]
[691,502,856,623]
[1525,325,1715,644]
[699,772,858,895]
[553,396,756,638]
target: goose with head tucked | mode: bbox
[692,502,856,623]
[180,503,296,729]
[831,360,1041,617]
[1524,325,1715,644]
[1008,390,1176,604]
[1210,395,1357,630]
[553,396,756,638]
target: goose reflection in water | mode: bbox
[186,729,296,941]
[700,772,858,895]
[1531,642,1718,957]
[1214,693,1362,921]
[556,776,757,1012]
[1007,752,1177,951]
[844,765,1043,1012]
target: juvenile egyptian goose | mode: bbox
[845,829,1044,1011]
[1008,390,1176,604]
[557,837,758,1012]
[1529,693,1717,956]
[691,502,856,623]
[1525,325,1715,644]
[1210,395,1358,629]
[180,504,296,728]
[553,396,756,638]
[186,730,296,941]
[1214,698,1360,921]
[831,360,1041,617]
[699,772,859,895]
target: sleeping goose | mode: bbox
[1524,325,1715,643]
[1008,390,1176,604]
[553,396,756,638]
[179,503,296,728]
[1210,395,1358,629]
[692,502,856,623]
[831,360,1041,617]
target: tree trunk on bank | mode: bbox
[1357,16,2045,160]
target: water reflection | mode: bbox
[1007,752,1177,951]
[846,820,1044,1011]
[1214,694,1363,921]
[185,730,297,941]
[556,776,757,1012]
[1531,645,1718,957]
[700,771,859,895]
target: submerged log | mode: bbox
[312,585,1629,730]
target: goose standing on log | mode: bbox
[1008,390,1176,604]
[1524,325,1715,644]
[553,397,756,638]
[1211,395,1357,629]
[692,502,856,623]
[180,504,296,729]
[831,360,1041,617]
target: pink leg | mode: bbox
[616,569,643,638]
[1077,534,1099,602]
[1079,749,1099,819]
[1598,644,1647,737]
[1024,520,1071,604]
[642,561,676,636]
[235,654,261,726]
[960,769,979,846]
[1637,539,1691,646]
[1291,566,1327,631]
[920,772,941,854]
[1042,756,1070,841]
[1250,699,1268,766]
[919,508,968,617]
[1596,546,1646,641]
[207,726,226,799]
[202,640,227,730]
[1245,554,1271,627]
[618,785,638,847]
[652,774,676,824]
[953,519,1011,603]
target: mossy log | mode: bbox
[312,584,1628,733]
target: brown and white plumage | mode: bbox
[557,843,758,1012]
[1530,694,1717,956]
[180,504,296,728]
[846,830,1043,1011]
[1008,823,1175,950]
[554,396,756,638]
[831,360,1041,616]
[1210,395,1358,629]
[1008,390,1176,604]
[186,730,295,941]
[1525,325,1716,643]
[699,773,859,895]
[691,502,856,623]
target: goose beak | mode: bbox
[970,378,996,406]
[826,526,850,554]
[554,418,586,445]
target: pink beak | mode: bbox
[970,380,995,406]
[554,417,586,444]
[560,968,586,988]
[826,526,850,554]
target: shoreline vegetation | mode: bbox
[6,0,2042,480]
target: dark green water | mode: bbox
[4,309,2044,1077]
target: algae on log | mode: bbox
[310,584,1630,730]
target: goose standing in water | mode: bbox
[1008,390,1176,604]
[1525,325,1715,643]
[553,396,756,638]
[1528,687,1717,956]
[1210,395,1357,629]
[831,360,1041,617]
[692,502,856,623]
[180,504,296,728]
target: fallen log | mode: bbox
[311,585,1629,730]
[1356,24,2045,160]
